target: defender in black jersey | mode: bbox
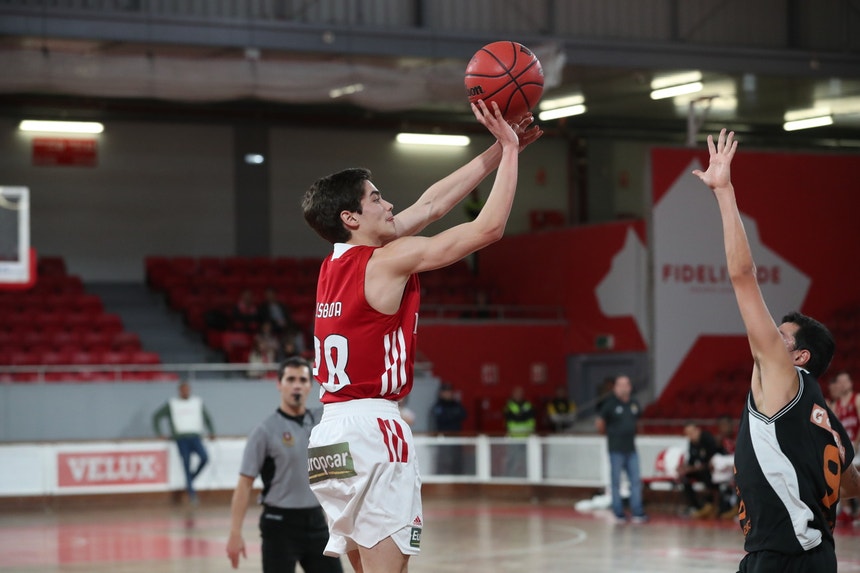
[693,129,860,573]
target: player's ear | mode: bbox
[340,210,358,229]
[794,348,811,366]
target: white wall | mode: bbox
[1,119,236,281]
[0,118,572,281]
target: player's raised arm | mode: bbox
[378,100,520,265]
[393,112,541,238]
[692,129,798,417]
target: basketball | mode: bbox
[464,41,544,121]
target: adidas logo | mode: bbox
[412,516,422,527]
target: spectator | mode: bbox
[827,370,860,526]
[152,380,215,506]
[247,338,277,379]
[595,374,648,524]
[276,335,302,362]
[234,289,259,331]
[546,386,577,433]
[430,383,468,475]
[258,287,295,334]
[503,386,536,477]
[226,357,343,573]
[715,415,737,455]
[255,321,281,355]
[679,423,723,519]
[504,386,536,438]
[431,383,468,434]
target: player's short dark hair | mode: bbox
[278,356,312,380]
[781,311,835,380]
[302,167,372,244]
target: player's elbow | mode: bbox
[729,263,757,285]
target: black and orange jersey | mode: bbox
[734,367,855,554]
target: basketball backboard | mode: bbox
[0,186,34,289]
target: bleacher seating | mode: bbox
[641,302,860,431]
[0,256,170,382]
[144,255,491,363]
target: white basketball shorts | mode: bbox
[308,398,423,557]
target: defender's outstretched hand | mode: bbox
[692,128,738,190]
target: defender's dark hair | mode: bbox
[302,168,372,244]
[781,311,835,379]
[278,356,312,380]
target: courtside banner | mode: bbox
[651,147,860,399]
[57,449,168,488]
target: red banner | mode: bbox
[32,138,97,167]
[57,450,168,487]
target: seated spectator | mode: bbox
[233,289,259,331]
[715,415,736,455]
[281,326,307,356]
[276,335,302,362]
[714,415,739,519]
[257,287,295,334]
[246,338,276,379]
[679,423,723,519]
[546,386,577,433]
[255,321,281,355]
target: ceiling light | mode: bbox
[244,153,265,164]
[19,120,104,134]
[813,96,860,115]
[395,133,470,147]
[329,83,365,99]
[538,104,587,121]
[783,115,833,131]
[538,94,584,111]
[650,71,703,90]
[650,82,703,100]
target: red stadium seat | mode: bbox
[130,351,161,365]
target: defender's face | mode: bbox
[778,322,800,352]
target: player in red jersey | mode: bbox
[828,371,860,446]
[828,370,860,524]
[301,99,540,573]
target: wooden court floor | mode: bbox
[2,495,860,573]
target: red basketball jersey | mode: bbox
[832,392,859,443]
[312,244,420,403]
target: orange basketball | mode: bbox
[464,41,544,121]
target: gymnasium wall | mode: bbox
[0,118,573,282]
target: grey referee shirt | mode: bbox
[239,407,322,509]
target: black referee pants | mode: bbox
[260,505,342,573]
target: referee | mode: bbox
[227,357,342,572]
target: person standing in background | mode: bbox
[153,380,216,506]
[226,357,342,573]
[596,374,647,524]
[430,383,468,474]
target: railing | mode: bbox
[0,361,435,382]
[0,433,688,498]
